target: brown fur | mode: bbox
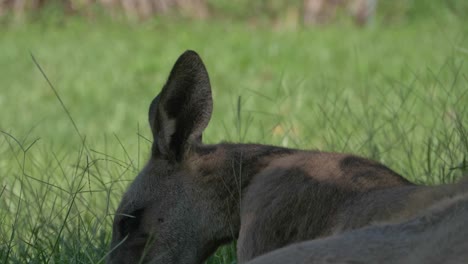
[246,191,468,264]
[107,51,459,264]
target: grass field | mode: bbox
[1,8,468,264]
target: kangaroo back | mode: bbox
[246,193,468,264]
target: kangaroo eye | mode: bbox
[119,209,144,236]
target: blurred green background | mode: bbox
[0,0,467,263]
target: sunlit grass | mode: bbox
[0,12,467,263]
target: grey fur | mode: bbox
[107,51,465,264]
[246,192,468,264]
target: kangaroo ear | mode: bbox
[149,50,213,161]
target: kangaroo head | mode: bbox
[108,51,226,264]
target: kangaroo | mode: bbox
[107,50,456,264]
[246,190,468,264]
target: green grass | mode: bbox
[1,12,468,264]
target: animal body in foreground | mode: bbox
[107,50,464,264]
